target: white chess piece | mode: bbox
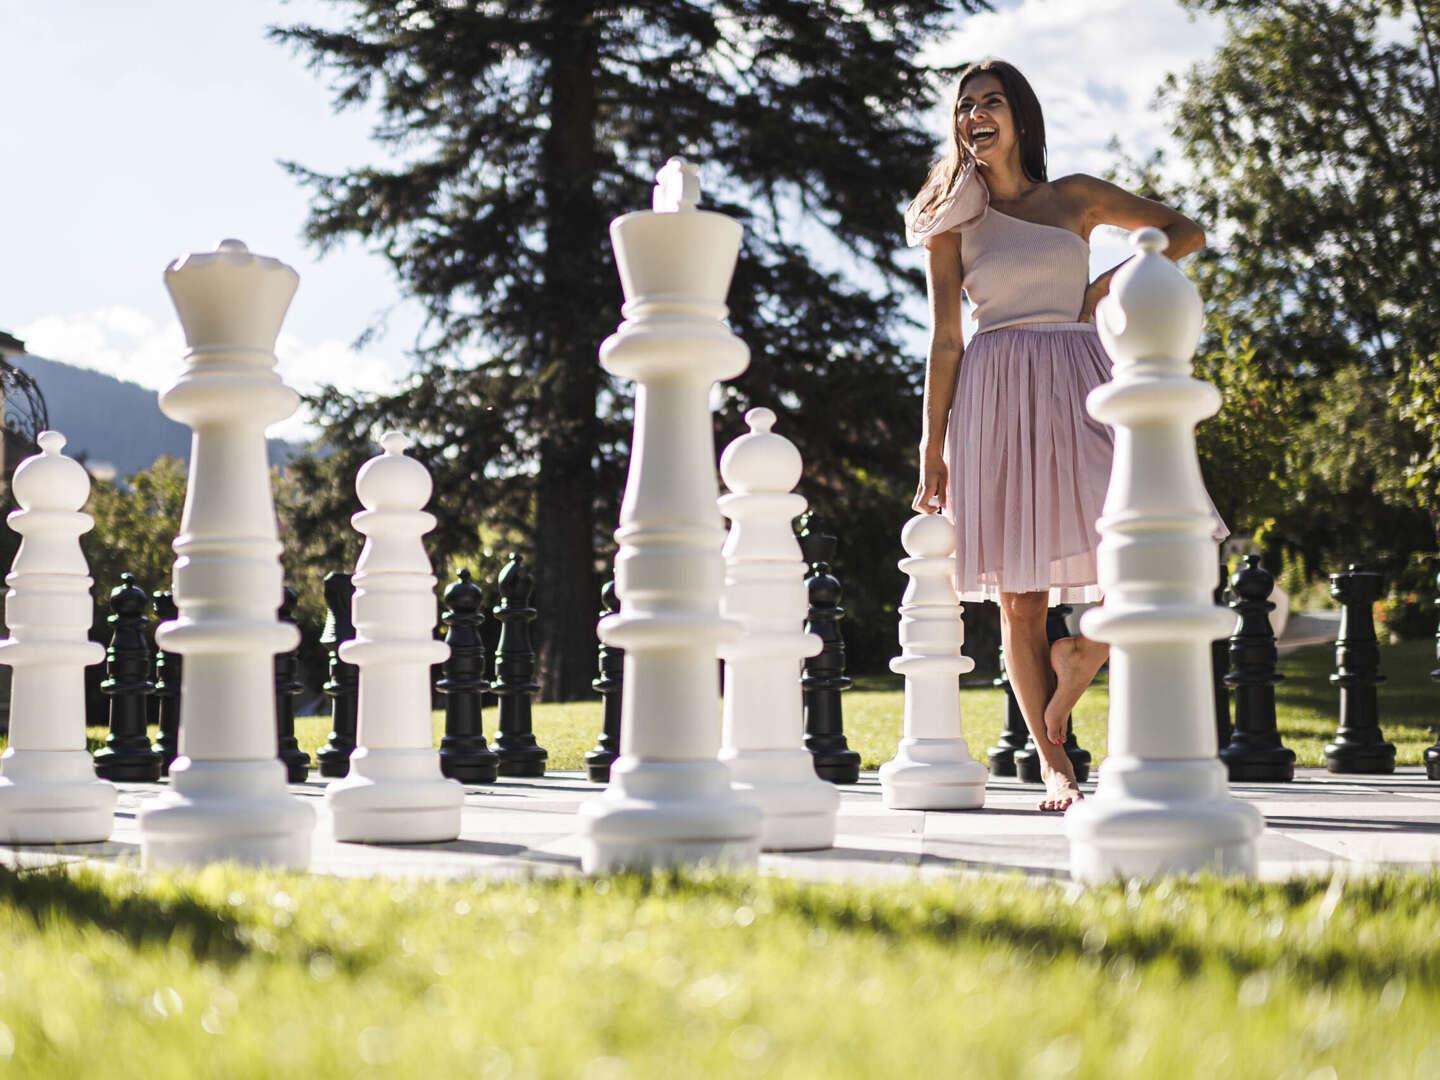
[0,432,116,843]
[1065,227,1263,881]
[327,432,463,843]
[879,513,988,810]
[717,408,838,851]
[577,157,763,871]
[138,239,315,869]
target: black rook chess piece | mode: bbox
[1219,555,1295,782]
[275,586,311,783]
[491,553,547,777]
[93,574,163,782]
[798,516,862,784]
[1014,605,1091,784]
[987,642,1029,777]
[437,569,500,783]
[1213,560,1234,752]
[316,571,360,779]
[150,590,183,774]
[1425,572,1440,781]
[1324,565,1396,774]
[585,580,623,784]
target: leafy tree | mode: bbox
[83,455,188,615]
[270,0,986,695]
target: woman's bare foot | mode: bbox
[1039,770,1084,812]
[1044,636,1108,744]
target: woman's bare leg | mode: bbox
[999,590,1082,811]
[1044,635,1110,745]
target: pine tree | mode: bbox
[271,1,985,698]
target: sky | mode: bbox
[1,0,1227,442]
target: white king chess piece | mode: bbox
[138,239,315,869]
[577,156,763,871]
[1065,226,1263,881]
[878,513,988,810]
[0,432,116,843]
[327,432,463,843]
[717,407,838,851]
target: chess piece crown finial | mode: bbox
[901,512,954,560]
[652,156,702,212]
[720,407,802,494]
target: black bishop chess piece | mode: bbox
[1426,571,1440,781]
[1014,605,1091,784]
[491,553,547,777]
[150,590,183,774]
[93,574,163,782]
[316,571,360,778]
[798,515,861,784]
[585,579,623,784]
[275,586,311,783]
[1324,565,1396,774]
[1219,555,1295,781]
[437,569,500,783]
[1213,560,1234,751]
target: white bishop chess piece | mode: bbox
[717,407,838,851]
[878,513,988,810]
[326,432,463,844]
[0,432,116,844]
[1065,227,1263,881]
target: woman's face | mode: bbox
[955,73,1016,166]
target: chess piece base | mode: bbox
[986,745,1019,777]
[804,737,861,785]
[1323,740,1396,774]
[0,750,116,844]
[1219,742,1296,782]
[278,742,311,784]
[578,757,762,872]
[878,738,987,810]
[721,748,838,851]
[315,743,355,778]
[93,740,163,783]
[327,747,464,843]
[494,741,547,778]
[139,757,314,869]
[584,748,618,785]
[439,738,501,784]
[1065,757,1262,882]
[1425,743,1440,781]
[1015,744,1092,785]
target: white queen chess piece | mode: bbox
[1065,227,1263,881]
[327,432,463,843]
[717,407,838,851]
[138,239,315,869]
[0,432,116,843]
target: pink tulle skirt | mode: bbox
[946,321,1112,603]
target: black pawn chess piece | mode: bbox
[1324,565,1395,774]
[491,553,547,777]
[1015,605,1091,784]
[987,644,1028,777]
[93,574,163,781]
[316,571,360,779]
[275,587,310,783]
[798,516,861,784]
[437,569,500,783]
[150,590,182,774]
[1426,572,1440,781]
[1219,555,1295,781]
[585,580,623,784]
[1213,560,1234,752]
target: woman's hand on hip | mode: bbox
[913,453,948,514]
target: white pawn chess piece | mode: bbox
[1065,227,1263,881]
[0,432,116,843]
[577,157,763,871]
[879,513,988,810]
[717,407,838,851]
[138,239,315,869]
[327,432,463,843]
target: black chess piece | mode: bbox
[1213,560,1234,752]
[1219,555,1295,781]
[491,554,547,777]
[92,574,163,781]
[275,586,310,783]
[1014,605,1091,784]
[585,580,623,784]
[987,644,1028,777]
[150,590,182,774]
[315,572,360,778]
[798,516,861,784]
[1426,572,1440,781]
[437,569,500,783]
[1324,565,1395,773]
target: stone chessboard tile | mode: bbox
[2,767,1437,882]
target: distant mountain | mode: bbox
[14,353,297,477]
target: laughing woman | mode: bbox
[905,59,1206,811]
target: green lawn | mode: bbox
[0,864,1437,1078]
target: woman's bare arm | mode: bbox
[914,228,967,514]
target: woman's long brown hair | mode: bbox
[911,59,1049,220]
